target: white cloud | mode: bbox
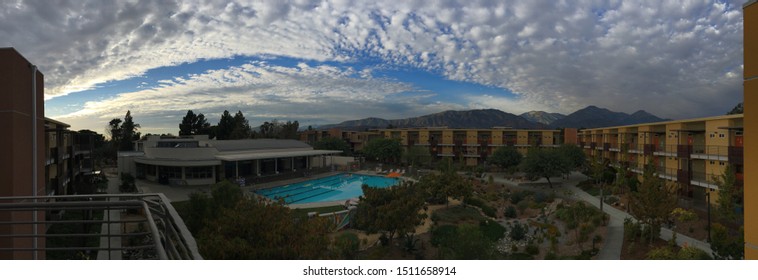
[53,61,460,134]
[1,0,745,125]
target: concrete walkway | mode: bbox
[97,174,122,260]
[490,171,712,259]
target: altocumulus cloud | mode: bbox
[0,0,744,130]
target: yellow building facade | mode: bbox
[744,0,758,260]
[578,115,744,206]
[374,127,570,166]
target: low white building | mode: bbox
[118,135,341,186]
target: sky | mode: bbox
[0,0,745,135]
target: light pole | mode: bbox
[706,190,712,243]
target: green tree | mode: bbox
[557,144,586,172]
[119,111,140,151]
[710,223,744,260]
[629,161,677,244]
[519,148,569,188]
[280,120,300,139]
[489,146,522,173]
[362,138,402,163]
[403,146,432,167]
[313,137,351,155]
[179,110,211,136]
[230,111,252,139]
[216,110,235,140]
[185,181,331,259]
[179,110,197,136]
[713,164,739,224]
[353,181,426,242]
[198,198,331,259]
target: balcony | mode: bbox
[643,144,655,155]
[691,145,729,161]
[654,167,678,181]
[628,144,642,154]
[652,144,677,157]
[0,193,201,260]
[690,171,720,190]
[728,146,743,165]
[608,143,620,152]
[677,145,693,158]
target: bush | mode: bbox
[647,246,676,260]
[464,197,497,218]
[119,173,137,193]
[504,206,517,219]
[516,200,529,213]
[332,232,360,259]
[510,191,526,204]
[479,220,506,242]
[430,225,459,246]
[509,222,527,241]
[677,246,712,260]
[623,218,641,242]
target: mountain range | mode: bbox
[317,106,668,130]
[519,111,566,125]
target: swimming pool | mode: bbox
[254,174,400,204]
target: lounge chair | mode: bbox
[400,169,406,174]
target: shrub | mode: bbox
[504,206,517,218]
[623,218,641,242]
[119,173,137,193]
[509,191,526,204]
[479,220,506,242]
[677,246,712,260]
[516,200,529,213]
[509,222,527,241]
[430,225,458,247]
[647,246,676,260]
[464,197,497,218]
[332,232,360,259]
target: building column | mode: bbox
[291,157,295,171]
[256,159,261,176]
[235,161,239,178]
[274,158,279,174]
[181,167,186,180]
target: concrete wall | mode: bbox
[0,48,46,259]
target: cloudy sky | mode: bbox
[1,0,744,135]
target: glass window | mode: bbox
[187,167,213,179]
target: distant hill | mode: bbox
[319,109,547,130]
[550,106,668,129]
[728,102,743,115]
[519,111,566,125]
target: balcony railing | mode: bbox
[691,145,729,161]
[0,193,202,260]
[690,171,720,189]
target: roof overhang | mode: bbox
[134,157,222,167]
[214,149,343,161]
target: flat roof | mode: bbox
[214,149,342,161]
[579,114,743,132]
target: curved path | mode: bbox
[490,172,712,259]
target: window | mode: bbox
[719,133,725,138]
[159,166,182,179]
[187,167,213,179]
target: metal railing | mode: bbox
[0,193,202,260]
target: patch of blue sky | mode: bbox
[46,53,517,117]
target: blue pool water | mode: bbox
[254,174,400,204]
